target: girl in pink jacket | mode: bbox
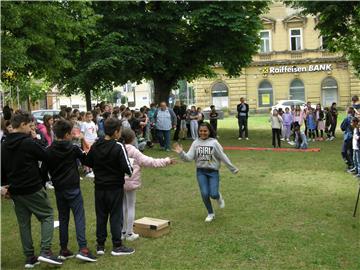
[121,128,175,241]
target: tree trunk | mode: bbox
[153,77,175,106]
[85,89,92,111]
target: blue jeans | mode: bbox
[353,149,360,174]
[196,168,220,214]
[156,129,171,150]
[55,188,87,249]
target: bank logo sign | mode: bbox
[262,64,332,75]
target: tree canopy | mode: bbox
[286,1,360,75]
[2,1,269,109]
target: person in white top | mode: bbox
[81,111,98,177]
[351,117,360,177]
[269,109,283,148]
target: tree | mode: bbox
[286,1,360,75]
[1,1,95,108]
[88,1,269,105]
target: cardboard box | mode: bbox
[133,217,170,238]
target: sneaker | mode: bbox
[312,139,316,142]
[125,233,140,241]
[58,249,74,260]
[45,182,54,190]
[217,193,225,209]
[330,136,335,141]
[111,246,135,256]
[326,137,331,141]
[86,172,95,178]
[38,250,63,265]
[238,137,242,140]
[205,213,215,222]
[347,167,356,173]
[280,138,285,141]
[96,245,105,255]
[288,141,295,146]
[76,248,97,262]
[25,256,40,269]
[245,137,249,140]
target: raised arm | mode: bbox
[214,141,238,174]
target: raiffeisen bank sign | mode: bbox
[267,64,332,74]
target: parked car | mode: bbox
[32,109,60,124]
[272,100,308,112]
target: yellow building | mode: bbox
[192,2,360,112]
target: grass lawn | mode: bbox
[2,114,359,270]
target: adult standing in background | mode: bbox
[173,101,181,141]
[154,102,177,151]
[236,97,249,140]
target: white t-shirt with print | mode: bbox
[81,121,98,143]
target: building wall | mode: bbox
[192,2,360,112]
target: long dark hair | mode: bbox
[198,122,216,138]
[43,115,53,136]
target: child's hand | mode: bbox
[172,143,183,153]
[169,158,177,165]
[1,185,10,199]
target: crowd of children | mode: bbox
[0,101,231,268]
[269,101,338,148]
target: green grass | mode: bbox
[2,114,360,270]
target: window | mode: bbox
[289,79,305,101]
[260,30,271,53]
[290,28,302,51]
[320,36,330,50]
[258,80,273,107]
[211,82,229,108]
[321,77,338,106]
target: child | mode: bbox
[43,119,97,262]
[294,125,308,149]
[120,128,175,241]
[0,119,13,143]
[37,114,54,146]
[341,107,355,171]
[173,122,238,222]
[85,118,134,256]
[269,109,283,148]
[209,105,219,134]
[282,107,293,141]
[351,118,360,177]
[315,104,325,141]
[306,108,317,142]
[81,111,98,178]
[179,103,188,140]
[189,106,199,140]
[329,102,338,139]
[1,110,62,267]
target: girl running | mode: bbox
[173,122,238,222]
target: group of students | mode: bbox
[172,102,219,141]
[269,101,338,148]
[1,102,236,268]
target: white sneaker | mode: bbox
[330,136,335,141]
[238,137,242,140]
[312,139,316,142]
[125,233,140,241]
[45,182,54,190]
[288,141,295,146]
[205,213,215,222]
[280,138,285,141]
[217,193,225,209]
[86,172,95,178]
[245,137,249,140]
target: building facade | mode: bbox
[192,2,360,112]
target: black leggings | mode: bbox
[272,128,281,147]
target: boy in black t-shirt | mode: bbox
[1,111,62,268]
[85,118,134,256]
[209,105,219,134]
[43,119,97,262]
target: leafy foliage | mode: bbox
[286,1,360,75]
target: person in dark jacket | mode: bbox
[236,97,249,140]
[85,118,134,256]
[43,119,96,262]
[1,110,62,268]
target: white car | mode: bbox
[32,109,60,124]
[272,100,307,112]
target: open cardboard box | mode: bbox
[133,217,170,238]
